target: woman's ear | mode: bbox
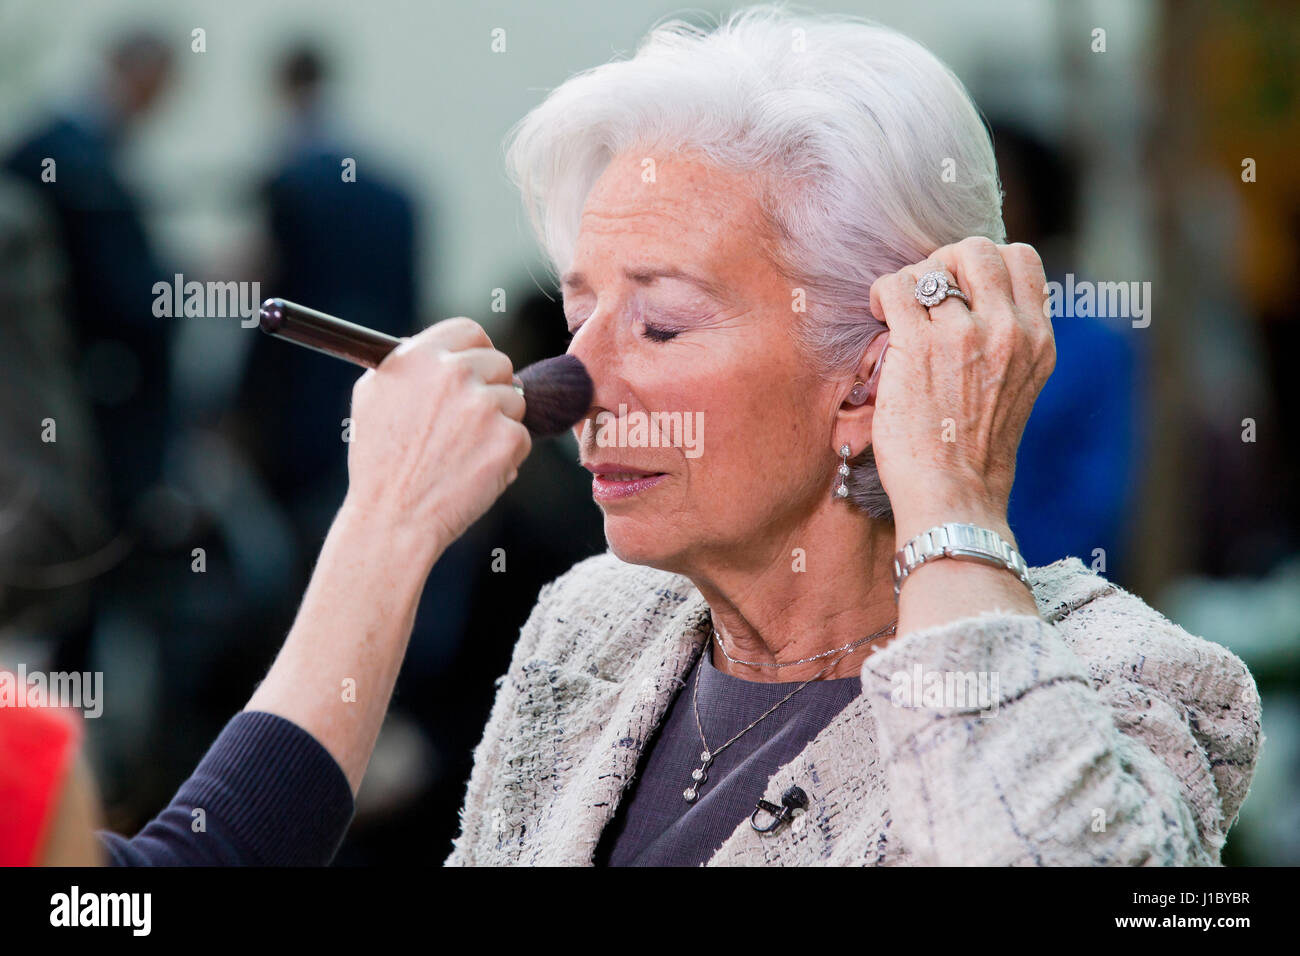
[857,330,890,405]
[838,331,889,409]
[833,331,888,454]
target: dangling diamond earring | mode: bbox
[833,443,851,499]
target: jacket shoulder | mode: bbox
[1027,554,1118,621]
[1031,555,1263,837]
[1032,557,1258,716]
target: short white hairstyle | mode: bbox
[505,3,1005,520]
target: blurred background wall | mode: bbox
[0,0,1294,865]
[0,0,1160,331]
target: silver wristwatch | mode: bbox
[892,521,1032,601]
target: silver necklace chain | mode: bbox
[682,616,898,804]
[711,617,898,668]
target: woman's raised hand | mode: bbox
[867,237,1056,536]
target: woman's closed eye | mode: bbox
[564,318,684,344]
[640,322,681,342]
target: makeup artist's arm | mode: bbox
[82,319,526,865]
[246,318,530,795]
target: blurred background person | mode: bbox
[994,118,1144,586]
[236,41,420,557]
[2,28,176,545]
[0,168,114,682]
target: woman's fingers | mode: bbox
[998,242,1057,377]
[482,381,527,422]
[440,347,515,387]
[998,242,1054,338]
[899,259,983,333]
[388,316,493,362]
[931,236,1016,312]
[868,237,1052,378]
[870,269,933,343]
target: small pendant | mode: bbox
[686,750,713,801]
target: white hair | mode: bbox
[504,3,1005,520]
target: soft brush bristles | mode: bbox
[517,354,593,436]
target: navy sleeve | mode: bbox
[97,711,355,866]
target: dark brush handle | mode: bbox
[259,298,400,369]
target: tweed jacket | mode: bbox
[445,552,1263,866]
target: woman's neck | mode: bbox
[686,506,901,682]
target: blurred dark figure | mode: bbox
[238,42,419,555]
[1,30,178,703]
[0,171,114,650]
[1225,204,1300,574]
[2,29,176,537]
[1259,208,1300,549]
[994,120,1144,585]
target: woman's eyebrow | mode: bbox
[561,265,730,302]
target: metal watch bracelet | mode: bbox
[892,521,1032,601]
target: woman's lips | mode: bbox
[589,471,668,501]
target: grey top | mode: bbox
[594,642,862,866]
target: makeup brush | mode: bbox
[257,298,593,437]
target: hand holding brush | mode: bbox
[258,298,593,438]
[258,297,593,544]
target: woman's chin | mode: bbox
[604,523,684,572]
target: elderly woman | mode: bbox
[435,7,1262,867]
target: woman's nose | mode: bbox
[564,307,606,361]
[565,308,633,438]
[566,310,617,392]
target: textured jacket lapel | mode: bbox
[704,690,890,865]
[531,593,711,865]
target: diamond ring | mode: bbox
[914,270,969,310]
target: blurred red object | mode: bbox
[0,677,83,866]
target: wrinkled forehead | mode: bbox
[569,149,772,283]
